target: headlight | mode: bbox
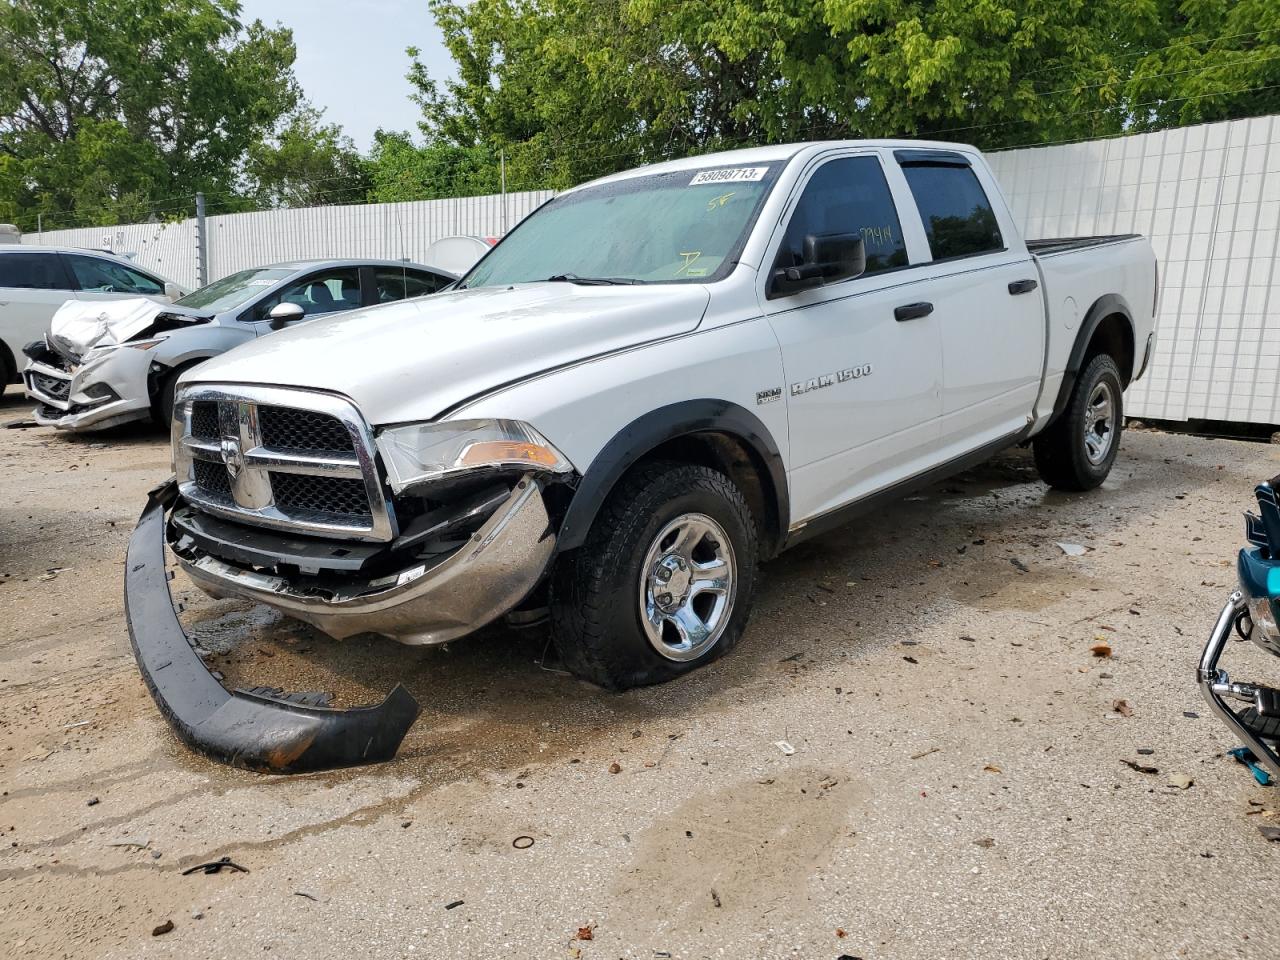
[376,419,573,495]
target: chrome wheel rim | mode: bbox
[1084,380,1116,464]
[638,513,736,662]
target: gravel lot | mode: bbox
[2,388,1279,960]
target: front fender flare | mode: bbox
[555,399,789,558]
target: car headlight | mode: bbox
[376,419,573,495]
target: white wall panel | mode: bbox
[23,190,554,290]
[989,115,1280,424]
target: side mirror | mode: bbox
[164,281,184,302]
[772,233,866,295]
[268,301,305,330]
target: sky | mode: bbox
[237,0,457,150]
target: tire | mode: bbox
[549,460,758,690]
[152,364,192,428]
[1033,353,1124,491]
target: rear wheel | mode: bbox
[1033,353,1123,491]
[549,461,758,690]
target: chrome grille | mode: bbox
[193,458,233,501]
[269,472,371,519]
[190,401,219,440]
[173,384,396,542]
[259,406,354,453]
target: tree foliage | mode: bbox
[409,0,1280,190]
[0,0,301,230]
[244,107,371,209]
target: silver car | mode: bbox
[0,244,188,396]
[23,258,454,431]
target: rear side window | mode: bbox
[901,165,1003,260]
[374,267,448,302]
[0,252,70,290]
[64,254,164,295]
[774,156,908,277]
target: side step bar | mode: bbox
[1197,591,1280,781]
[124,481,420,773]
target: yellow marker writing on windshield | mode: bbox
[676,251,703,275]
[706,192,735,212]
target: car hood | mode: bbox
[183,282,712,424]
[47,299,210,361]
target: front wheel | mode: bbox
[1033,353,1124,491]
[549,461,758,690]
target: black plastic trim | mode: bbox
[555,400,789,558]
[126,481,420,773]
[893,149,972,167]
[784,427,1029,549]
[1046,293,1135,424]
[169,505,387,573]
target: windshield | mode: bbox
[175,267,294,312]
[462,162,784,287]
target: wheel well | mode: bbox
[1083,313,1135,387]
[636,432,783,557]
[0,339,16,385]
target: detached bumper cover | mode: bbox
[125,481,420,773]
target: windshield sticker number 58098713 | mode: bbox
[689,167,768,186]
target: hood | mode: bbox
[48,298,210,361]
[183,282,712,424]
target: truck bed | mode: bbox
[1026,235,1142,256]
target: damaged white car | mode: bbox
[23,258,455,431]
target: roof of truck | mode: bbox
[575,138,981,191]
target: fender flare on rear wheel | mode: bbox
[1047,293,1135,425]
[555,399,789,558]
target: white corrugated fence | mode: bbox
[22,114,1280,425]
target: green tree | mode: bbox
[410,0,1280,189]
[244,106,371,208]
[1123,0,1280,130]
[0,0,300,230]
[366,130,501,202]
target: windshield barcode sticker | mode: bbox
[689,167,768,186]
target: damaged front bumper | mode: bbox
[171,476,556,646]
[125,481,421,773]
[24,348,153,431]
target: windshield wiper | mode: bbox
[545,273,639,285]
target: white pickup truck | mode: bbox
[137,140,1158,709]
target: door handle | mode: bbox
[1008,278,1038,295]
[894,301,933,322]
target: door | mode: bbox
[244,267,364,328]
[896,156,1044,451]
[762,154,943,524]
[0,251,78,369]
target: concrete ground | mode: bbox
[2,388,1279,960]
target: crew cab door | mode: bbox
[894,152,1044,453]
[761,152,943,524]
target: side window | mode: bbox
[0,252,71,290]
[374,267,448,303]
[900,164,1003,260]
[251,268,362,321]
[773,156,908,278]
[64,254,164,295]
